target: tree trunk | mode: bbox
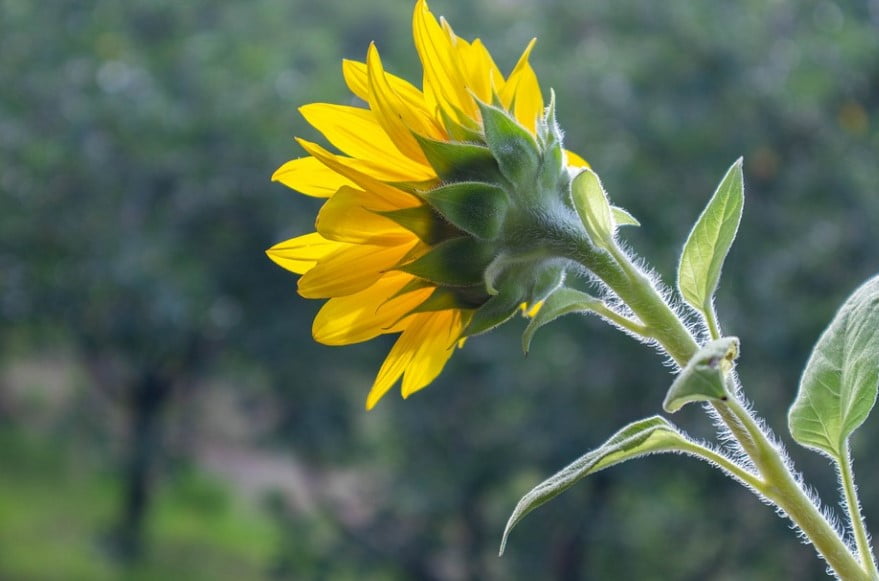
[115,369,171,563]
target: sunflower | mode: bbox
[268,0,588,409]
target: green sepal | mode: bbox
[439,105,485,143]
[414,135,501,184]
[528,263,566,306]
[500,416,692,556]
[409,286,488,313]
[522,287,601,354]
[535,93,567,193]
[422,181,509,240]
[399,237,495,287]
[477,100,541,187]
[535,90,560,148]
[571,168,614,249]
[462,282,526,337]
[612,206,640,227]
[390,277,433,300]
[789,274,879,459]
[663,337,738,413]
[379,205,460,245]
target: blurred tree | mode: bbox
[2,0,879,578]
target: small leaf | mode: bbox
[788,275,879,459]
[522,287,600,354]
[611,206,640,227]
[399,237,494,287]
[463,283,526,337]
[477,100,541,186]
[500,416,691,555]
[663,337,738,413]
[379,205,459,245]
[414,135,501,184]
[677,158,744,314]
[571,168,614,248]
[422,182,509,240]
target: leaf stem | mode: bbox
[719,396,869,580]
[678,440,763,491]
[839,444,878,576]
[703,300,722,341]
[591,302,649,336]
[568,237,869,579]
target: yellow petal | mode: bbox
[499,38,543,133]
[566,149,590,168]
[296,138,423,210]
[298,239,417,298]
[365,309,466,409]
[316,186,417,245]
[366,326,418,410]
[299,103,434,181]
[400,310,464,398]
[343,59,434,120]
[272,156,355,198]
[413,0,475,122]
[366,43,441,163]
[266,232,344,274]
[313,272,432,345]
[455,37,503,104]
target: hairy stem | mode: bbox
[567,237,869,580]
[839,445,878,576]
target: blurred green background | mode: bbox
[2,0,879,579]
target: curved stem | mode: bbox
[839,444,878,576]
[566,237,868,579]
[720,396,868,581]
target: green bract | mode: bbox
[663,337,738,413]
[403,98,640,341]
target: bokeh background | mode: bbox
[2,0,879,579]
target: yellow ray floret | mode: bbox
[269,0,583,408]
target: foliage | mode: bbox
[2,0,879,579]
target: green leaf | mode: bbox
[521,287,600,354]
[379,205,459,245]
[571,168,614,248]
[677,158,744,314]
[663,337,738,413]
[413,135,501,184]
[788,275,879,459]
[476,100,541,187]
[463,283,526,337]
[611,206,640,227]
[422,182,509,240]
[399,237,494,287]
[500,416,691,555]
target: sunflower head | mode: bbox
[268,0,594,408]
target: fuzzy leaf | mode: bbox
[788,275,879,459]
[422,182,509,240]
[400,237,494,287]
[571,168,614,248]
[663,337,738,413]
[500,416,691,555]
[463,283,526,337]
[522,288,600,354]
[612,206,640,227]
[677,158,744,314]
[477,100,540,186]
[414,135,500,184]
